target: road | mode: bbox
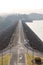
[10,20,27,65]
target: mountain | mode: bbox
[0,13,43,32]
[29,13,43,21]
[4,13,43,22]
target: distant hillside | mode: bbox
[0,16,16,32]
[29,13,43,21]
[19,13,43,21]
[5,13,43,22]
[0,13,43,22]
[0,13,43,32]
[0,16,5,24]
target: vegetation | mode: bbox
[25,53,43,65]
[0,13,43,25]
[0,21,18,51]
[0,54,11,65]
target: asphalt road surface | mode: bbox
[10,20,27,65]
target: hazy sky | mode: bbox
[0,0,43,14]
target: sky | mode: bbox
[0,0,43,15]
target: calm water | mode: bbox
[26,21,43,41]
